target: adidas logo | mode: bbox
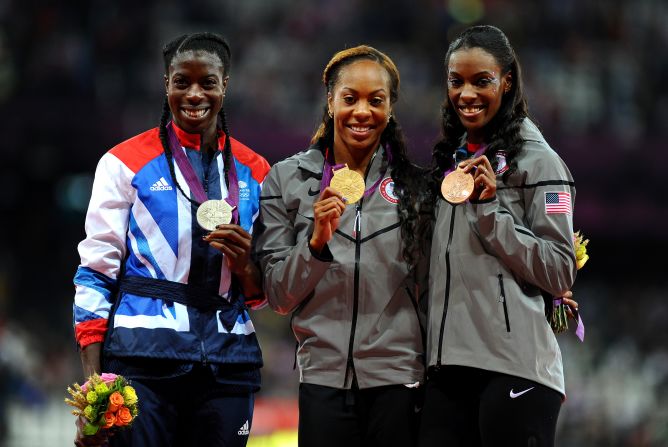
[237,420,250,436]
[150,177,173,191]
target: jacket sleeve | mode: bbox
[252,165,332,315]
[73,152,132,348]
[472,144,577,296]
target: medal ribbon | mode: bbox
[320,145,393,199]
[167,122,239,224]
[443,144,487,177]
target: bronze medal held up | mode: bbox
[330,165,366,205]
[441,168,474,204]
[196,200,234,231]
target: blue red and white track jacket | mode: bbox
[73,123,270,368]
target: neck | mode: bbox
[200,128,219,155]
[333,144,380,175]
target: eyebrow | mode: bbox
[339,87,388,95]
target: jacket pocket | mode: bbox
[498,274,511,332]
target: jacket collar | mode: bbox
[171,121,227,151]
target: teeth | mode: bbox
[184,109,208,118]
[351,126,370,132]
[460,106,483,113]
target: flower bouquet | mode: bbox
[551,231,589,339]
[65,373,139,437]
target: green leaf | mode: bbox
[82,423,99,436]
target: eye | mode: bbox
[342,95,355,105]
[202,77,218,89]
[369,97,385,107]
[447,78,463,88]
[172,77,188,88]
[476,77,495,88]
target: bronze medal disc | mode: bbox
[441,169,474,204]
[330,167,365,205]
[196,200,234,231]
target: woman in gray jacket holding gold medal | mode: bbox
[253,45,426,446]
[418,25,578,447]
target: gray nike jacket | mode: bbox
[253,144,425,389]
[426,119,577,396]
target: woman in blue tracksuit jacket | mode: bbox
[418,25,578,447]
[72,32,269,447]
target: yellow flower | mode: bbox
[94,382,110,395]
[574,230,590,270]
[122,386,138,406]
[83,405,97,422]
[86,391,98,404]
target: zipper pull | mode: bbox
[353,205,361,238]
[498,274,505,302]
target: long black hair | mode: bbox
[311,45,425,269]
[158,32,234,206]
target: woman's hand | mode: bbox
[74,415,109,447]
[310,187,346,253]
[459,155,496,201]
[560,290,579,320]
[204,224,253,276]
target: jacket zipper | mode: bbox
[498,274,511,332]
[343,201,363,387]
[436,205,458,367]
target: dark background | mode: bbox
[1,0,667,445]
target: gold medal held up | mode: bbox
[441,168,474,204]
[196,200,234,231]
[330,164,365,205]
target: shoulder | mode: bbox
[108,128,163,174]
[517,119,573,182]
[229,137,271,183]
[273,146,323,173]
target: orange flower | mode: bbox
[115,406,133,426]
[103,411,116,429]
[108,391,125,412]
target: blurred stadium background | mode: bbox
[0,0,666,446]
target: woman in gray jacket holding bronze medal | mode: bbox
[253,45,426,446]
[418,25,578,447]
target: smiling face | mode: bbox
[447,47,512,143]
[327,59,392,159]
[165,49,227,139]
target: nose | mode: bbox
[460,83,477,101]
[186,84,204,102]
[352,100,373,119]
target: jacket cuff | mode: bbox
[307,236,333,262]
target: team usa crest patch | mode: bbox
[494,151,508,175]
[379,177,399,204]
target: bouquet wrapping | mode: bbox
[65,373,139,436]
[550,230,588,340]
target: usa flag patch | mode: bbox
[545,191,571,215]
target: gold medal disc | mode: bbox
[330,166,365,205]
[441,169,474,204]
[196,200,234,231]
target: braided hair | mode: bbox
[158,32,234,206]
[310,45,425,269]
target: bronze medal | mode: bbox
[196,200,234,231]
[330,165,366,205]
[441,168,474,204]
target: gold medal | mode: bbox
[196,200,234,231]
[441,168,474,204]
[330,165,366,205]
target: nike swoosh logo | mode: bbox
[308,186,320,196]
[509,387,534,398]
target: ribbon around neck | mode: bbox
[167,122,239,224]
